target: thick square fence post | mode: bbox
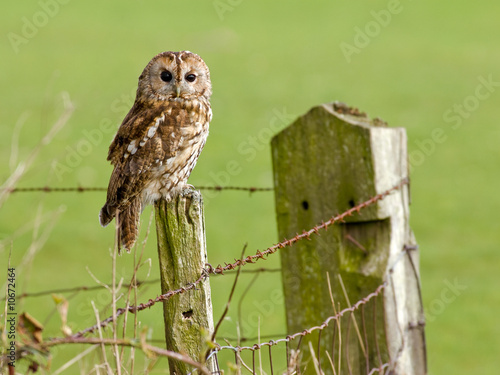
[271,102,426,375]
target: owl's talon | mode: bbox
[180,185,196,197]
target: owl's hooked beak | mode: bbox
[175,86,181,98]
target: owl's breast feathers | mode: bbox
[108,98,210,165]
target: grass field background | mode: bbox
[1,0,499,373]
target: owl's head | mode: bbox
[138,51,212,102]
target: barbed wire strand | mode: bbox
[68,178,408,339]
[383,246,427,374]
[361,304,369,374]
[0,279,159,302]
[3,268,280,303]
[208,282,385,356]
[373,296,383,369]
[3,185,273,194]
[211,244,247,343]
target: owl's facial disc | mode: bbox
[142,51,211,101]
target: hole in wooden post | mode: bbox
[182,309,193,319]
[301,201,309,210]
[348,199,355,208]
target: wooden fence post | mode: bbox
[271,102,426,375]
[155,189,215,375]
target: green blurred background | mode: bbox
[1,0,499,373]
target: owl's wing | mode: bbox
[103,100,181,214]
[108,101,163,165]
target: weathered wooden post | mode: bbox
[271,102,426,375]
[155,188,215,374]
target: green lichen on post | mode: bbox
[271,102,403,375]
[155,189,214,375]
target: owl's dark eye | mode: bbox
[185,74,196,82]
[160,70,173,82]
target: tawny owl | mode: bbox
[99,51,212,252]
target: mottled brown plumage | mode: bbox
[100,51,212,251]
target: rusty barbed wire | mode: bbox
[2,185,273,193]
[197,186,273,192]
[3,186,106,193]
[209,282,386,356]
[70,270,210,338]
[70,178,408,338]
[383,247,428,374]
[6,268,279,303]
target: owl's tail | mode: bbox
[99,198,142,253]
